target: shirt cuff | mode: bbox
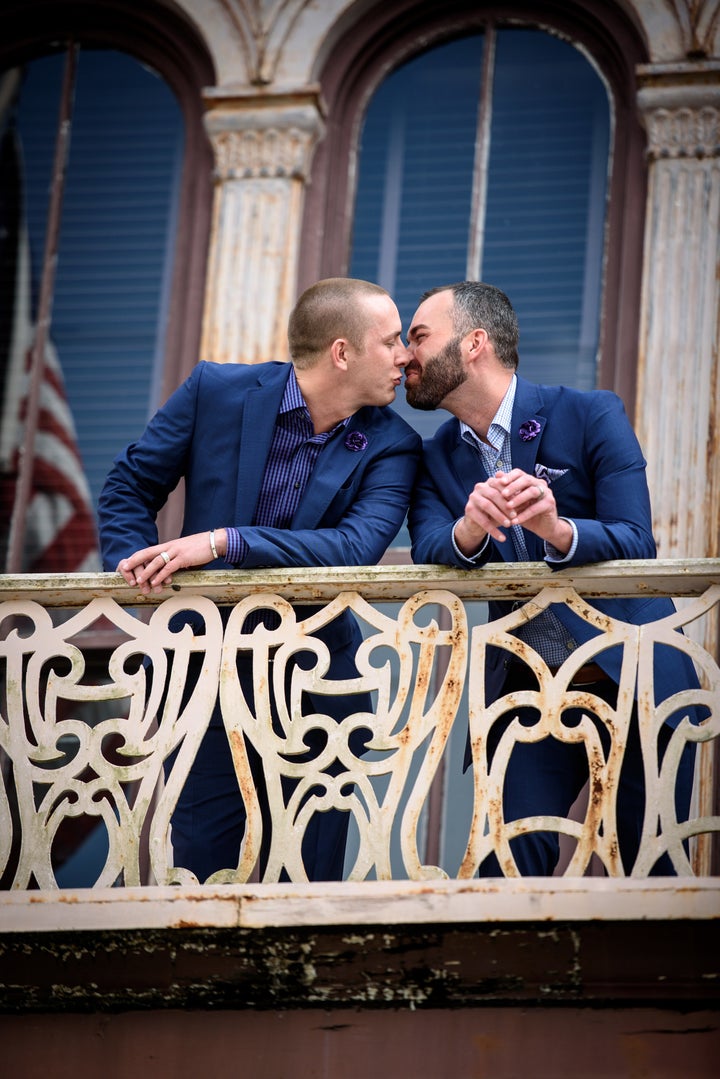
[451,519,490,565]
[545,518,578,563]
[225,527,248,565]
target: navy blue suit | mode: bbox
[409,377,699,874]
[99,360,421,881]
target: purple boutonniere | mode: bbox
[518,419,542,442]
[345,430,368,452]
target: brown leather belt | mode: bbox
[549,661,611,685]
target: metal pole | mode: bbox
[466,24,496,282]
[6,41,78,573]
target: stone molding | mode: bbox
[641,101,720,158]
[198,89,326,362]
[203,90,325,180]
[637,66,720,157]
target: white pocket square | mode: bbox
[535,463,569,484]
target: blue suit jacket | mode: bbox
[99,360,421,650]
[98,361,422,881]
[409,376,699,723]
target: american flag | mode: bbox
[1,70,99,574]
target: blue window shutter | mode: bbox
[350,26,610,441]
[483,30,610,390]
[17,49,184,509]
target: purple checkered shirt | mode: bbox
[225,367,347,563]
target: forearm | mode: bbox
[452,515,489,559]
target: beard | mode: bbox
[405,335,467,410]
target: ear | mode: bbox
[467,327,489,357]
[330,337,350,371]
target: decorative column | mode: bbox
[636,66,720,567]
[200,89,325,364]
[636,65,720,872]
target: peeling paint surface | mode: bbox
[0,914,719,1014]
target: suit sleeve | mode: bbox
[409,454,471,568]
[97,367,201,570]
[236,426,421,568]
[562,391,657,565]
[409,391,658,569]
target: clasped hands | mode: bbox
[453,468,573,558]
[117,529,227,595]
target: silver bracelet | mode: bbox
[209,529,219,560]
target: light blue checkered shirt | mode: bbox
[457,377,576,666]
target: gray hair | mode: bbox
[419,281,519,369]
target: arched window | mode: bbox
[0,2,214,571]
[349,27,611,437]
[301,3,648,870]
[0,3,214,882]
[301,2,647,413]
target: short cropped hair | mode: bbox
[420,281,519,369]
[288,278,390,368]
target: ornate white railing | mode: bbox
[1,560,718,889]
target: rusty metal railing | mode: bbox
[0,559,718,888]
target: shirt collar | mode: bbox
[280,365,350,436]
[460,374,517,451]
[279,365,307,415]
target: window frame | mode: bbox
[0,1,216,542]
[300,0,649,412]
[0,0,215,406]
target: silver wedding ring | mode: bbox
[160,551,171,565]
[535,485,544,501]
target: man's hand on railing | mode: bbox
[454,468,573,558]
[117,529,228,595]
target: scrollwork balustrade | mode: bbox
[0,561,717,887]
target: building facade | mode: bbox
[1,0,718,588]
[1,5,720,1073]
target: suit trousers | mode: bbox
[477,662,696,877]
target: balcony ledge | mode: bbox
[1,879,718,1013]
[2,877,719,933]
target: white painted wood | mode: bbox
[1,877,719,934]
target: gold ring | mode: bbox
[160,551,171,565]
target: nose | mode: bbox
[394,340,408,365]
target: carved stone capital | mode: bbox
[637,63,720,159]
[642,101,720,158]
[202,89,325,180]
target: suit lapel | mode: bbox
[425,427,488,514]
[233,365,290,524]
[510,378,548,561]
[510,378,547,476]
[451,435,488,494]
[292,415,369,528]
